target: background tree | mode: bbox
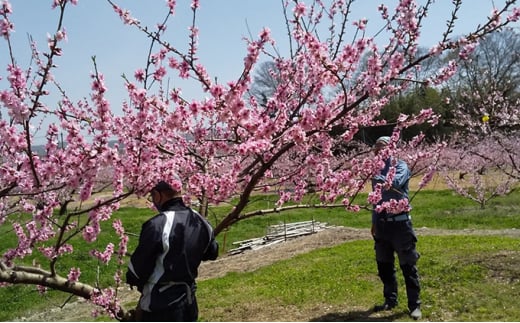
[249,61,282,110]
[439,139,518,209]
[378,86,452,141]
[447,29,520,129]
[1,0,519,320]
[452,29,520,97]
[444,29,520,186]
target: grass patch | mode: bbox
[198,235,520,322]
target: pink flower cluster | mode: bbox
[90,243,115,265]
[67,267,81,282]
[39,243,73,260]
[113,219,129,265]
[90,287,121,319]
[0,1,13,39]
[110,3,138,25]
[375,198,411,215]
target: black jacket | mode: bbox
[126,197,219,311]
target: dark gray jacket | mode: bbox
[126,197,218,311]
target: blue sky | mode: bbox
[2,0,518,128]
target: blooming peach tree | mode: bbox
[440,85,520,208]
[1,0,519,320]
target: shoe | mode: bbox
[373,302,396,312]
[410,307,422,320]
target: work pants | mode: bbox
[374,219,421,310]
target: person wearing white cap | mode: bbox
[126,179,219,321]
[371,136,422,320]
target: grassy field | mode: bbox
[0,189,519,321]
[197,235,520,322]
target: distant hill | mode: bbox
[31,140,120,156]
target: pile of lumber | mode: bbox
[227,220,332,255]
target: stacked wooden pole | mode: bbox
[227,220,332,255]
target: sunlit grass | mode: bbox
[198,235,520,322]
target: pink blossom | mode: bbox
[117,235,128,265]
[90,243,115,264]
[167,0,176,14]
[375,198,410,215]
[276,190,292,208]
[179,61,190,78]
[418,166,436,189]
[487,8,502,29]
[68,267,81,282]
[349,205,361,212]
[114,269,123,285]
[190,0,199,9]
[153,66,167,81]
[294,3,306,18]
[378,4,389,19]
[111,4,138,25]
[1,1,13,14]
[55,27,67,41]
[368,185,383,204]
[353,18,368,30]
[0,21,11,39]
[156,23,167,33]
[459,42,477,60]
[83,225,99,243]
[79,181,93,201]
[112,219,125,236]
[507,7,520,22]
[90,288,121,319]
[134,69,145,82]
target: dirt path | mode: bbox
[16,226,520,322]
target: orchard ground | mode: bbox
[17,225,520,322]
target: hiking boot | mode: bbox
[410,307,422,320]
[373,302,396,312]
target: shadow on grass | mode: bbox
[311,308,409,322]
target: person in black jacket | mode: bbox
[126,180,219,322]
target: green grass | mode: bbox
[0,189,519,321]
[198,235,520,322]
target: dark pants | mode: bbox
[374,219,421,310]
[141,294,198,322]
